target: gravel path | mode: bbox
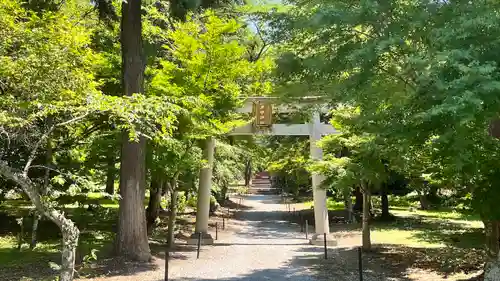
[168,194,325,281]
[81,192,384,281]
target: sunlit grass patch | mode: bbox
[304,198,345,210]
[390,207,482,228]
[371,228,444,247]
[0,235,60,266]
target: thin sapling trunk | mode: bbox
[167,175,179,250]
[361,183,371,251]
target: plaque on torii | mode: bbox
[232,97,338,136]
[253,101,273,129]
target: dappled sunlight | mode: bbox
[372,229,445,248]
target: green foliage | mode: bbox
[309,106,388,194]
[213,140,247,196]
[147,10,274,203]
[265,136,311,196]
[273,0,500,220]
[0,0,276,279]
[150,10,274,136]
[0,0,184,195]
[0,0,98,127]
[175,192,188,214]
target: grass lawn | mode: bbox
[303,197,345,210]
[300,197,484,248]
[297,197,485,279]
[0,190,227,281]
[371,208,483,248]
[0,193,129,281]
[304,197,484,246]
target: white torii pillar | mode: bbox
[187,137,215,245]
[309,112,337,246]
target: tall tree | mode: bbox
[115,0,151,261]
[311,107,388,251]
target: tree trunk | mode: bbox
[244,159,252,187]
[146,178,162,235]
[115,135,150,261]
[30,215,39,249]
[17,217,24,250]
[219,184,228,204]
[105,151,115,195]
[483,219,500,259]
[32,132,53,249]
[482,217,500,281]
[160,181,169,211]
[167,177,178,249]
[485,254,500,281]
[60,223,79,281]
[362,185,371,251]
[115,0,151,262]
[380,184,390,219]
[419,193,429,210]
[353,186,363,212]
[0,162,80,281]
[344,188,354,223]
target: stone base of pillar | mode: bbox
[309,233,337,246]
[186,232,214,245]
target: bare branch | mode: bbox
[0,161,62,227]
[23,113,90,176]
[28,164,64,175]
[249,21,269,62]
[57,113,90,127]
[253,21,266,43]
[251,44,269,62]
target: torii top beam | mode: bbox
[230,96,338,136]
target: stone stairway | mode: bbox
[249,172,275,195]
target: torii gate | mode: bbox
[188,97,338,246]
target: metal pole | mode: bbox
[300,213,304,232]
[215,222,218,240]
[164,246,169,281]
[358,247,363,281]
[305,220,309,240]
[223,217,225,230]
[323,233,328,260]
[196,232,202,259]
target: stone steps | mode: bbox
[249,176,274,194]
